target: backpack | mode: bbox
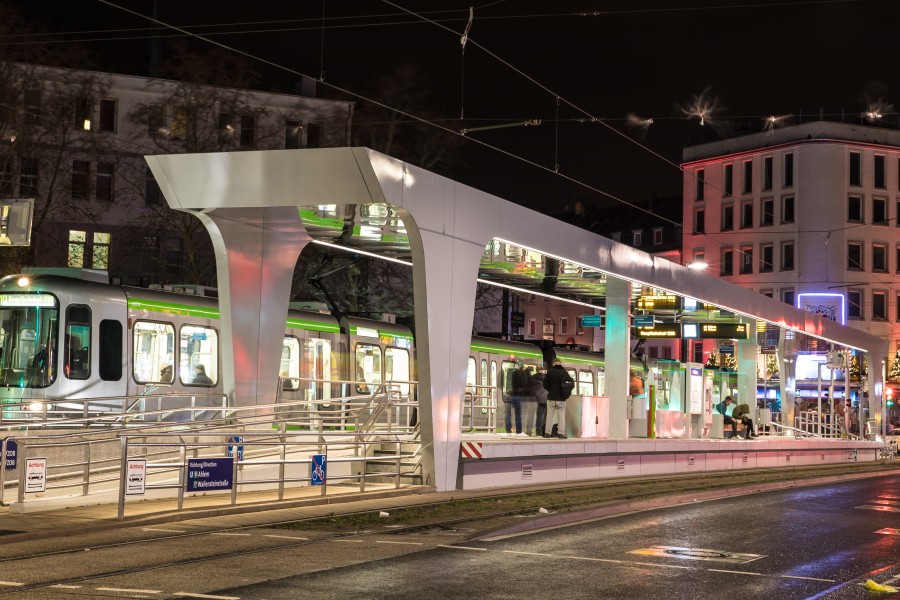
[512,368,531,395]
[560,374,575,400]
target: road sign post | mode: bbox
[227,436,244,461]
[311,454,327,496]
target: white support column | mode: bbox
[193,207,309,407]
[866,351,886,437]
[737,319,758,407]
[408,228,485,491]
[605,276,632,439]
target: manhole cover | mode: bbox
[630,546,764,564]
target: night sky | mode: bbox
[10,0,900,212]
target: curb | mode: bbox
[477,467,900,541]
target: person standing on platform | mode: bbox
[502,359,528,435]
[532,368,549,436]
[543,359,573,439]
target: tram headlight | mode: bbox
[16,276,29,287]
[28,401,43,412]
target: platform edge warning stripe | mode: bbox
[461,442,483,459]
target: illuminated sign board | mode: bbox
[0,293,56,308]
[683,323,699,338]
[797,292,846,325]
[699,323,748,339]
[635,294,682,311]
[635,323,681,338]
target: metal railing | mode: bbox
[115,431,420,519]
[461,384,497,433]
[796,410,846,438]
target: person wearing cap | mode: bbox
[715,395,755,439]
[159,362,173,383]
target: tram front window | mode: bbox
[0,293,59,388]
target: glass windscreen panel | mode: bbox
[0,293,59,387]
[385,347,410,395]
[281,336,300,391]
[179,325,218,386]
[303,338,332,402]
[578,370,594,396]
[133,321,175,384]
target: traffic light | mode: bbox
[886,388,894,407]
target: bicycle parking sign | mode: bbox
[311,454,326,486]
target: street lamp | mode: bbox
[687,260,708,270]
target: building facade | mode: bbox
[0,63,353,284]
[682,121,900,362]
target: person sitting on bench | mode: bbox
[715,396,756,439]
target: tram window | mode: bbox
[132,321,175,384]
[64,304,91,380]
[179,325,218,386]
[480,359,489,414]
[501,361,516,397]
[490,361,498,407]
[386,347,410,394]
[98,319,122,381]
[303,338,332,401]
[355,344,382,394]
[466,357,476,387]
[578,370,594,396]
[566,368,576,383]
[280,336,300,391]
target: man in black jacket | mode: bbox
[543,359,571,438]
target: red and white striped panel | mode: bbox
[460,441,483,459]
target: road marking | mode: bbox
[630,545,764,564]
[780,575,836,583]
[503,550,554,557]
[376,540,424,546]
[50,585,82,589]
[437,545,488,551]
[143,528,186,533]
[875,528,900,536]
[96,587,162,594]
[210,532,252,537]
[0,582,23,587]
[331,539,364,543]
[263,534,310,540]
[566,556,624,564]
[708,569,763,576]
[173,594,241,600]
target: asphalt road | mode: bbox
[2,474,898,599]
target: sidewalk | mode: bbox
[1,462,898,542]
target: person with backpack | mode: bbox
[543,359,574,439]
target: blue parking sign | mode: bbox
[4,440,15,470]
[311,454,326,486]
[227,436,244,461]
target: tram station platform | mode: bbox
[457,435,884,490]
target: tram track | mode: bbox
[0,462,896,595]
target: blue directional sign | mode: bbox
[186,458,233,492]
[311,454,327,486]
[634,315,655,328]
[3,440,15,470]
[581,315,603,327]
[227,436,244,461]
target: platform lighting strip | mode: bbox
[311,239,604,311]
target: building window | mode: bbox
[742,161,752,194]
[23,87,41,125]
[781,241,795,271]
[848,289,862,319]
[722,204,734,231]
[98,99,116,133]
[559,317,568,336]
[874,155,886,189]
[783,153,794,187]
[96,162,113,202]
[693,209,705,234]
[692,249,705,265]
[611,232,621,242]
[739,245,753,274]
[873,243,887,272]
[71,160,89,199]
[92,232,110,269]
[20,156,38,196]
[652,228,663,245]
[740,200,753,229]
[724,164,733,196]
[720,248,733,276]
[849,151,861,186]
[285,120,301,149]
[760,243,773,272]
[763,156,773,191]
[761,198,774,226]
[692,341,703,364]
[528,319,536,337]
[873,197,887,225]
[896,293,900,321]
[695,168,705,201]
[760,289,774,298]
[782,288,795,306]
[782,196,795,223]
[240,115,256,147]
[306,123,321,148]
[632,230,642,247]
[847,241,863,270]
[74,97,92,130]
[68,230,86,267]
[896,244,900,273]
[217,113,234,145]
[148,104,165,135]
[145,167,160,205]
[0,155,12,196]
[848,196,863,223]
[873,290,887,321]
